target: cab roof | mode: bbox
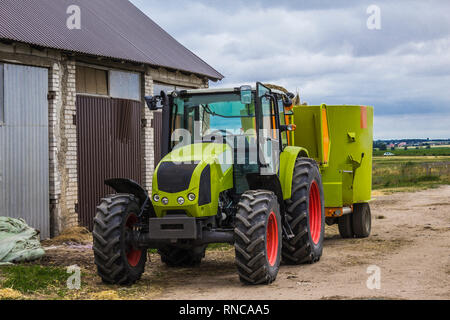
[175,87,287,96]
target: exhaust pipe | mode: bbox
[196,230,234,245]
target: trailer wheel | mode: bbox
[93,194,147,285]
[235,190,282,285]
[283,158,325,265]
[338,214,354,238]
[158,245,206,267]
[352,203,371,238]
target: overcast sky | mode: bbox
[131,0,450,140]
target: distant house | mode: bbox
[0,0,223,238]
[398,142,407,147]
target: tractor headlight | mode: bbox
[177,197,185,205]
[188,193,196,201]
[161,198,169,205]
[153,194,160,202]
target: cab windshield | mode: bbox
[171,92,257,147]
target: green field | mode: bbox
[373,147,450,157]
[372,156,450,190]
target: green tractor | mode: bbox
[93,82,370,286]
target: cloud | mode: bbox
[375,113,450,140]
[132,0,450,138]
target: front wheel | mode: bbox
[93,194,147,285]
[234,190,282,285]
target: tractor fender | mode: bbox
[279,146,309,200]
[105,178,149,207]
[246,173,284,209]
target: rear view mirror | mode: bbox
[145,91,169,111]
[145,96,159,111]
[240,85,252,105]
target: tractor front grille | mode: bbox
[157,162,198,193]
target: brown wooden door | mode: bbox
[76,96,142,231]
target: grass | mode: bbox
[373,155,450,165]
[148,244,232,254]
[373,147,450,157]
[0,265,70,295]
[207,243,233,251]
[372,158,450,190]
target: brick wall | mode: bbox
[141,71,154,192]
[48,62,63,234]
[150,67,209,89]
[47,58,79,235]
[57,60,79,232]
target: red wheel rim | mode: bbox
[266,211,279,267]
[309,181,322,245]
[125,214,142,267]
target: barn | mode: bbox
[0,0,223,238]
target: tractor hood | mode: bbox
[161,143,233,166]
[151,143,234,218]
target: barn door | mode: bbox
[0,64,50,239]
[76,96,142,231]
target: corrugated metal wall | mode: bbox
[0,64,50,239]
[76,96,142,231]
[153,111,163,168]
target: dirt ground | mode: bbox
[37,185,450,300]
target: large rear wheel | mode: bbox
[234,190,282,285]
[93,194,147,285]
[283,158,325,264]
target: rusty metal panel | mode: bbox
[76,96,142,231]
[0,64,49,239]
[0,0,223,80]
[153,111,163,168]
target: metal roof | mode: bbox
[0,0,224,80]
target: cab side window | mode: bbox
[278,98,288,147]
[260,97,279,141]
